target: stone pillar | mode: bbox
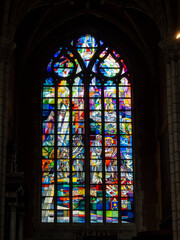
[160,37,180,240]
[17,212,24,240]
[9,204,17,240]
[0,37,15,240]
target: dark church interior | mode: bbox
[0,0,180,239]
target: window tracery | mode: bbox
[41,34,134,224]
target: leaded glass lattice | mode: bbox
[41,34,134,224]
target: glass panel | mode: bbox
[57,184,69,197]
[42,34,133,224]
[90,184,103,197]
[42,159,54,171]
[57,210,70,223]
[42,210,54,222]
[43,98,55,109]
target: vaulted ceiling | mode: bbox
[1,0,179,73]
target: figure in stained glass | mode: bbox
[91,135,102,159]
[42,33,133,223]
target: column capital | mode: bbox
[0,37,16,62]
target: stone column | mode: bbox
[17,212,24,240]
[9,204,17,240]
[0,37,15,240]
[160,37,180,240]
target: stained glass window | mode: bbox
[41,34,134,224]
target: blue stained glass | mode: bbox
[57,184,69,196]
[43,87,55,98]
[121,210,134,223]
[104,123,117,134]
[106,185,118,197]
[47,60,53,72]
[58,86,70,97]
[54,48,62,57]
[57,172,70,183]
[90,197,103,210]
[43,98,55,110]
[42,135,54,146]
[89,86,101,98]
[57,135,69,146]
[42,184,54,196]
[121,160,133,172]
[120,135,132,147]
[57,159,69,171]
[90,210,103,223]
[90,77,101,86]
[72,86,84,97]
[42,122,55,134]
[112,50,120,58]
[89,98,101,110]
[43,110,55,122]
[119,77,130,86]
[42,172,54,184]
[54,67,74,77]
[106,197,118,210]
[99,54,120,77]
[90,122,102,134]
[73,210,85,223]
[119,98,131,110]
[77,48,96,67]
[42,34,133,224]
[54,56,74,68]
[76,35,98,48]
[104,86,116,97]
[43,77,54,85]
[42,197,54,209]
[90,184,103,197]
[57,210,70,223]
[121,185,133,198]
[121,198,134,210]
[106,211,118,223]
[90,111,101,122]
[74,77,83,85]
[120,147,132,159]
[42,210,54,222]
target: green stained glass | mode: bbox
[119,86,131,98]
[42,34,133,223]
[72,98,84,110]
[89,98,101,110]
[72,86,84,97]
[58,87,70,97]
[57,98,70,109]
[99,54,120,77]
[42,160,54,171]
[43,87,55,98]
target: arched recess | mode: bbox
[15,11,159,238]
[41,33,134,224]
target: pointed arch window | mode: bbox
[41,34,134,224]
